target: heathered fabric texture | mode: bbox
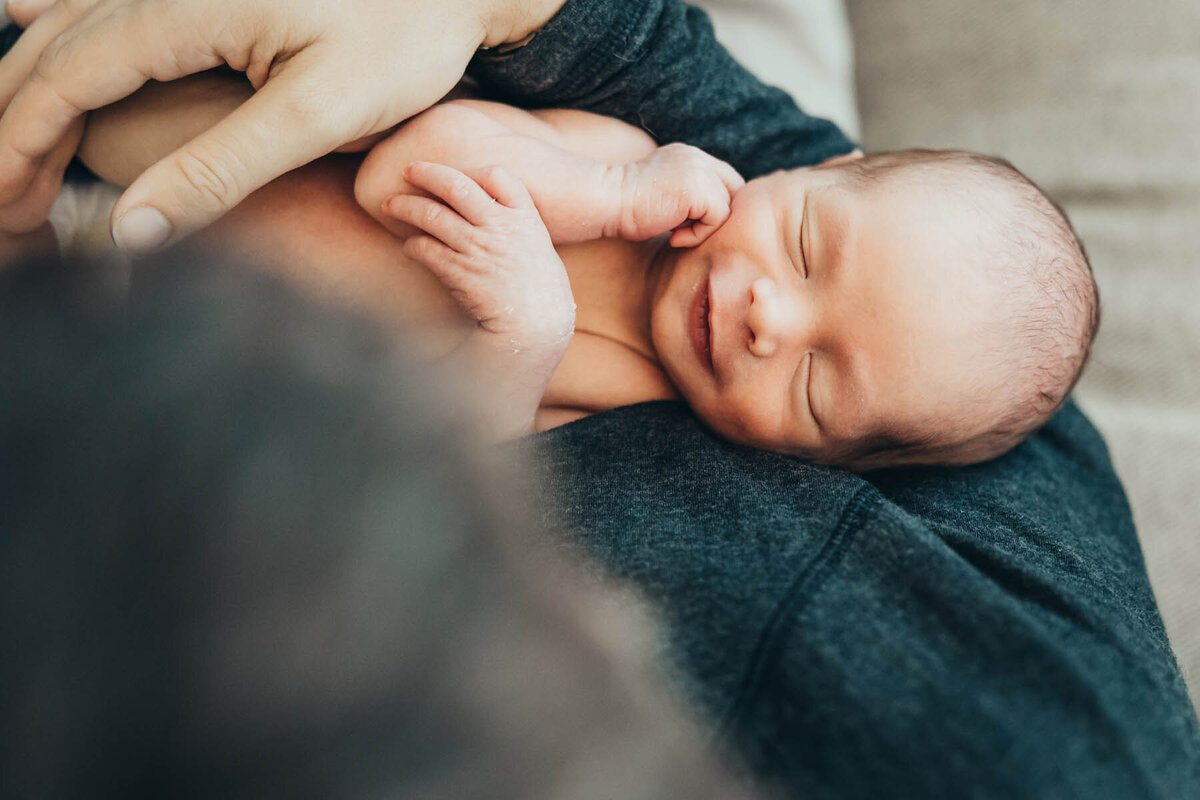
[484,0,1200,796]
[519,402,1200,798]
[469,0,856,178]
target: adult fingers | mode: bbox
[4,0,59,29]
[0,114,80,232]
[0,0,224,225]
[0,0,345,248]
[110,60,360,251]
[0,0,103,111]
[383,194,472,252]
[0,221,57,267]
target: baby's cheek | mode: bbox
[697,390,799,453]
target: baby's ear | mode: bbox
[817,149,865,168]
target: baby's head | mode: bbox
[649,148,1099,469]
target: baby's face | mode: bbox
[649,164,999,465]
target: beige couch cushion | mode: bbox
[698,0,861,139]
[845,0,1200,703]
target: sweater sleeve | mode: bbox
[467,0,857,179]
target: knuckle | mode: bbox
[413,238,437,260]
[277,84,347,142]
[421,203,444,227]
[449,175,473,200]
[32,35,70,85]
[172,149,242,207]
[408,236,440,263]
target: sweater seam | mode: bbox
[716,485,883,740]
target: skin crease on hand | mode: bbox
[0,0,568,249]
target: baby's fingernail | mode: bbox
[112,206,172,253]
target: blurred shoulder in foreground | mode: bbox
[0,250,762,800]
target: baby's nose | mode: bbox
[746,277,798,358]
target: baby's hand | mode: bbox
[617,144,745,247]
[383,161,575,351]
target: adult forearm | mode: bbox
[357,100,652,244]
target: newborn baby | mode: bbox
[75,81,1097,469]
[353,99,1099,468]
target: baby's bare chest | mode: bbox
[536,240,680,430]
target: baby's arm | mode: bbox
[355,99,744,248]
[79,72,254,188]
[81,79,574,438]
[395,161,575,438]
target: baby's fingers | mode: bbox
[466,165,534,210]
[403,233,458,270]
[403,234,501,326]
[683,181,734,242]
[713,159,746,195]
[404,161,496,225]
[383,194,472,251]
[403,234,476,298]
[670,221,719,249]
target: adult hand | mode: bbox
[0,0,566,251]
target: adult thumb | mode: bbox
[110,70,349,252]
[5,0,56,28]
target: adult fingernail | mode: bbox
[112,206,172,253]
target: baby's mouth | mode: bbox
[690,280,714,374]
